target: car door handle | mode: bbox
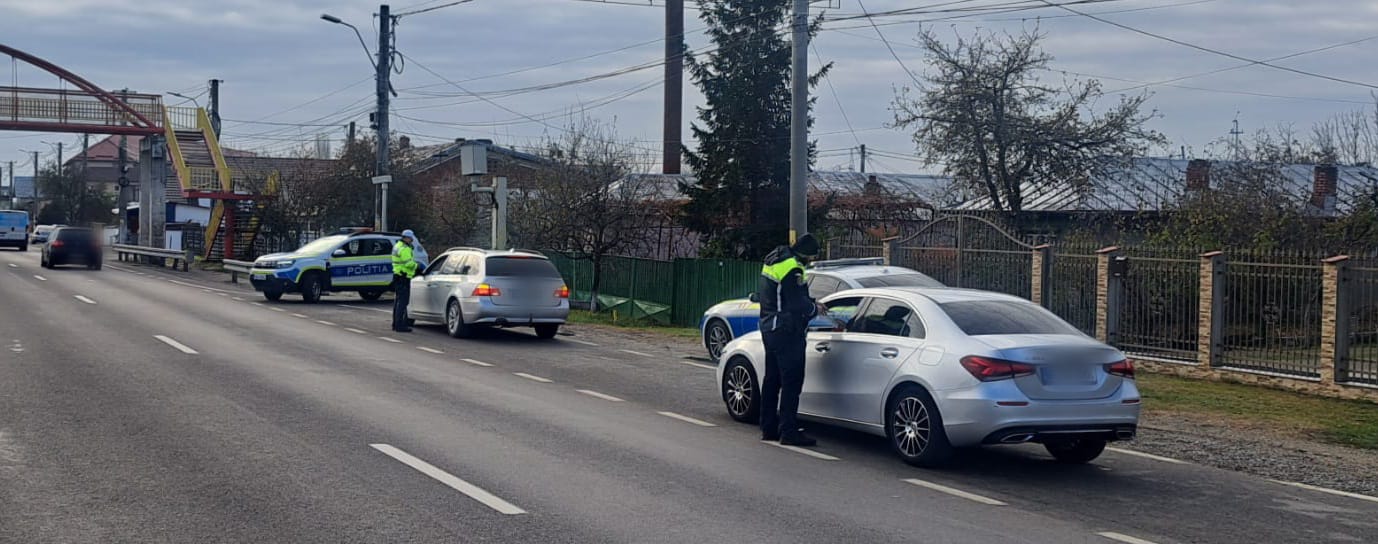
[814,342,830,352]
[880,348,900,359]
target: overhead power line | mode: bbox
[394,0,477,18]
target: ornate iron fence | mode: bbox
[1343,266,1378,384]
[1048,250,1097,336]
[1218,260,1324,378]
[1118,253,1199,362]
[891,215,1033,298]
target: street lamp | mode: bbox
[320,13,377,68]
[167,91,202,108]
[321,8,391,231]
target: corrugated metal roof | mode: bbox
[616,171,956,206]
[406,140,547,175]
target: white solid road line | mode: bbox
[153,335,199,355]
[656,411,716,427]
[316,320,338,326]
[33,275,46,281]
[418,346,443,354]
[762,440,840,461]
[566,338,598,346]
[73,295,97,305]
[341,304,391,314]
[681,360,717,370]
[902,478,1006,506]
[1107,447,1187,465]
[378,336,403,343]
[345,328,368,334]
[462,358,494,367]
[1098,531,1161,544]
[1269,479,1378,504]
[513,372,553,383]
[620,349,654,358]
[576,389,624,402]
[369,444,526,515]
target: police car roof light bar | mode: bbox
[810,257,885,269]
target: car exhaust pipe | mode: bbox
[1000,433,1035,444]
[1116,429,1136,440]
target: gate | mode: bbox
[890,215,1034,299]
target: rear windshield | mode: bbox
[940,300,1080,336]
[485,256,561,278]
[55,229,93,241]
[855,273,944,288]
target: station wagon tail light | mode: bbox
[555,285,570,298]
[1104,359,1135,379]
[472,284,501,297]
[959,356,1036,382]
[50,240,65,248]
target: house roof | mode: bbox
[616,171,956,206]
[405,139,547,175]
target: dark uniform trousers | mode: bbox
[392,274,411,331]
[759,327,807,437]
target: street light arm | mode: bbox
[321,14,377,70]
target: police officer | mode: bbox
[757,233,824,446]
[391,229,420,332]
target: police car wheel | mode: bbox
[360,289,385,301]
[300,273,324,303]
[723,357,760,423]
[263,290,283,302]
[705,319,732,361]
[446,299,473,338]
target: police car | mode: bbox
[249,228,403,303]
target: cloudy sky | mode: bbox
[2,0,1376,178]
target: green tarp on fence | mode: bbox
[546,253,760,328]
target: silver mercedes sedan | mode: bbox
[715,287,1140,467]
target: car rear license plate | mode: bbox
[1040,365,1097,386]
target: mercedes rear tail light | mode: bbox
[959,356,1036,382]
[1104,359,1135,379]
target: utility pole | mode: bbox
[859,144,866,174]
[788,0,809,244]
[30,151,38,218]
[55,142,63,175]
[375,3,394,232]
[117,134,129,244]
[661,0,684,174]
[347,121,356,145]
[209,79,222,138]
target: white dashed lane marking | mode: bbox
[417,347,443,354]
[763,441,840,461]
[513,372,552,383]
[291,313,309,318]
[6,263,15,268]
[462,358,494,367]
[656,411,716,427]
[1097,532,1160,544]
[153,335,199,355]
[680,360,717,370]
[341,304,391,314]
[32,275,46,281]
[378,337,403,343]
[316,320,338,326]
[271,308,286,313]
[620,349,654,358]
[73,295,97,305]
[370,444,526,515]
[576,389,624,402]
[345,328,368,334]
[902,478,1006,506]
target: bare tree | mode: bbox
[893,28,1163,213]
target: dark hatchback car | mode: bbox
[42,227,103,270]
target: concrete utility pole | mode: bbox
[859,144,866,173]
[375,4,393,232]
[662,0,684,174]
[209,79,222,138]
[788,0,809,243]
[30,151,38,218]
[347,121,356,144]
[138,136,168,250]
[117,135,129,244]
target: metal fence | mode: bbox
[1048,250,1098,336]
[1118,253,1199,362]
[670,258,761,327]
[1218,260,1324,378]
[546,253,695,324]
[891,215,1033,299]
[826,231,885,260]
[1344,266,1378,384]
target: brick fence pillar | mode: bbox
[1198,251,1226,369]
[882,236,900,266]
[1031,244,1052,307]
[1320,255,1352,385]
[1095,246,1122,344]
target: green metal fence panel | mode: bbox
[671,258,761,328]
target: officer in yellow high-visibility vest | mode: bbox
[391,229,420,332]
[757,233,824,447]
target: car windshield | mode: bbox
[940,300,1081,336]
[485,256,561,278]
[55,229,93,241]
[855,273,944,288]
[295,235,349,256]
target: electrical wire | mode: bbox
[394,0,477,18]
[856,0,922,87]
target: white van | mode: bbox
[0,210,29,251]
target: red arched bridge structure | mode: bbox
[1,44,274,261]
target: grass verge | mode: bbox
[567,310,701,340]
[1138,372,1378,450]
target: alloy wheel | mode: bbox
[892,397,931,457]
[725,365,753,417]
[447,301,460,334]
[707,321,730,360]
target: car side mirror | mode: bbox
[332,248,347,257]
[747,292,759,303]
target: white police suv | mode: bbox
[249,229,402,303]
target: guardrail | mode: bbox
[111,244,190,271]
[224,258,254,283]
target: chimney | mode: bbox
[398,135,411,150]
[1186,159,1210,191]
[1312,164,1339,211]
[864,174,881,194]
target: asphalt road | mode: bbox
[1,248,1375,543]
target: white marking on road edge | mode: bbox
[1269,479,1378,504]
[292,313,309,318]
[73,295,97,305]
[341,304,391,314]
[513,372,553,383]
[316,320,337,326]
[657,411,716,427]
[345,328,367,334]
[577,389,624,402]
[153,335,199,355]
[370,444,526,515]
[902,479,1006,506]
[418,346,443,354]
[566,338,598,346]
[762,441,839,461]
[620,349,654,358]
[681,360,717,370]
[32,275,46,281]
[1107,447,1186,465]
[462,358,494,367]
[378,336,403,343]
[1098,532,1160,544]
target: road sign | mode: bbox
[371,175,393,185]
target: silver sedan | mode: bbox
[715,287,1140,467]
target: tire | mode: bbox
[885,384,953,467]
[41,254,51,268]
[534,323,560,339]
[88,261,102,271]
[445,299,473,338]
[18,243,26,252]
[1044,439,1107,464]
[300,273,324,303]
[263,290,284,302]
[359,289,385,301]
[704,319,733,361]
[722,357,760,424]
